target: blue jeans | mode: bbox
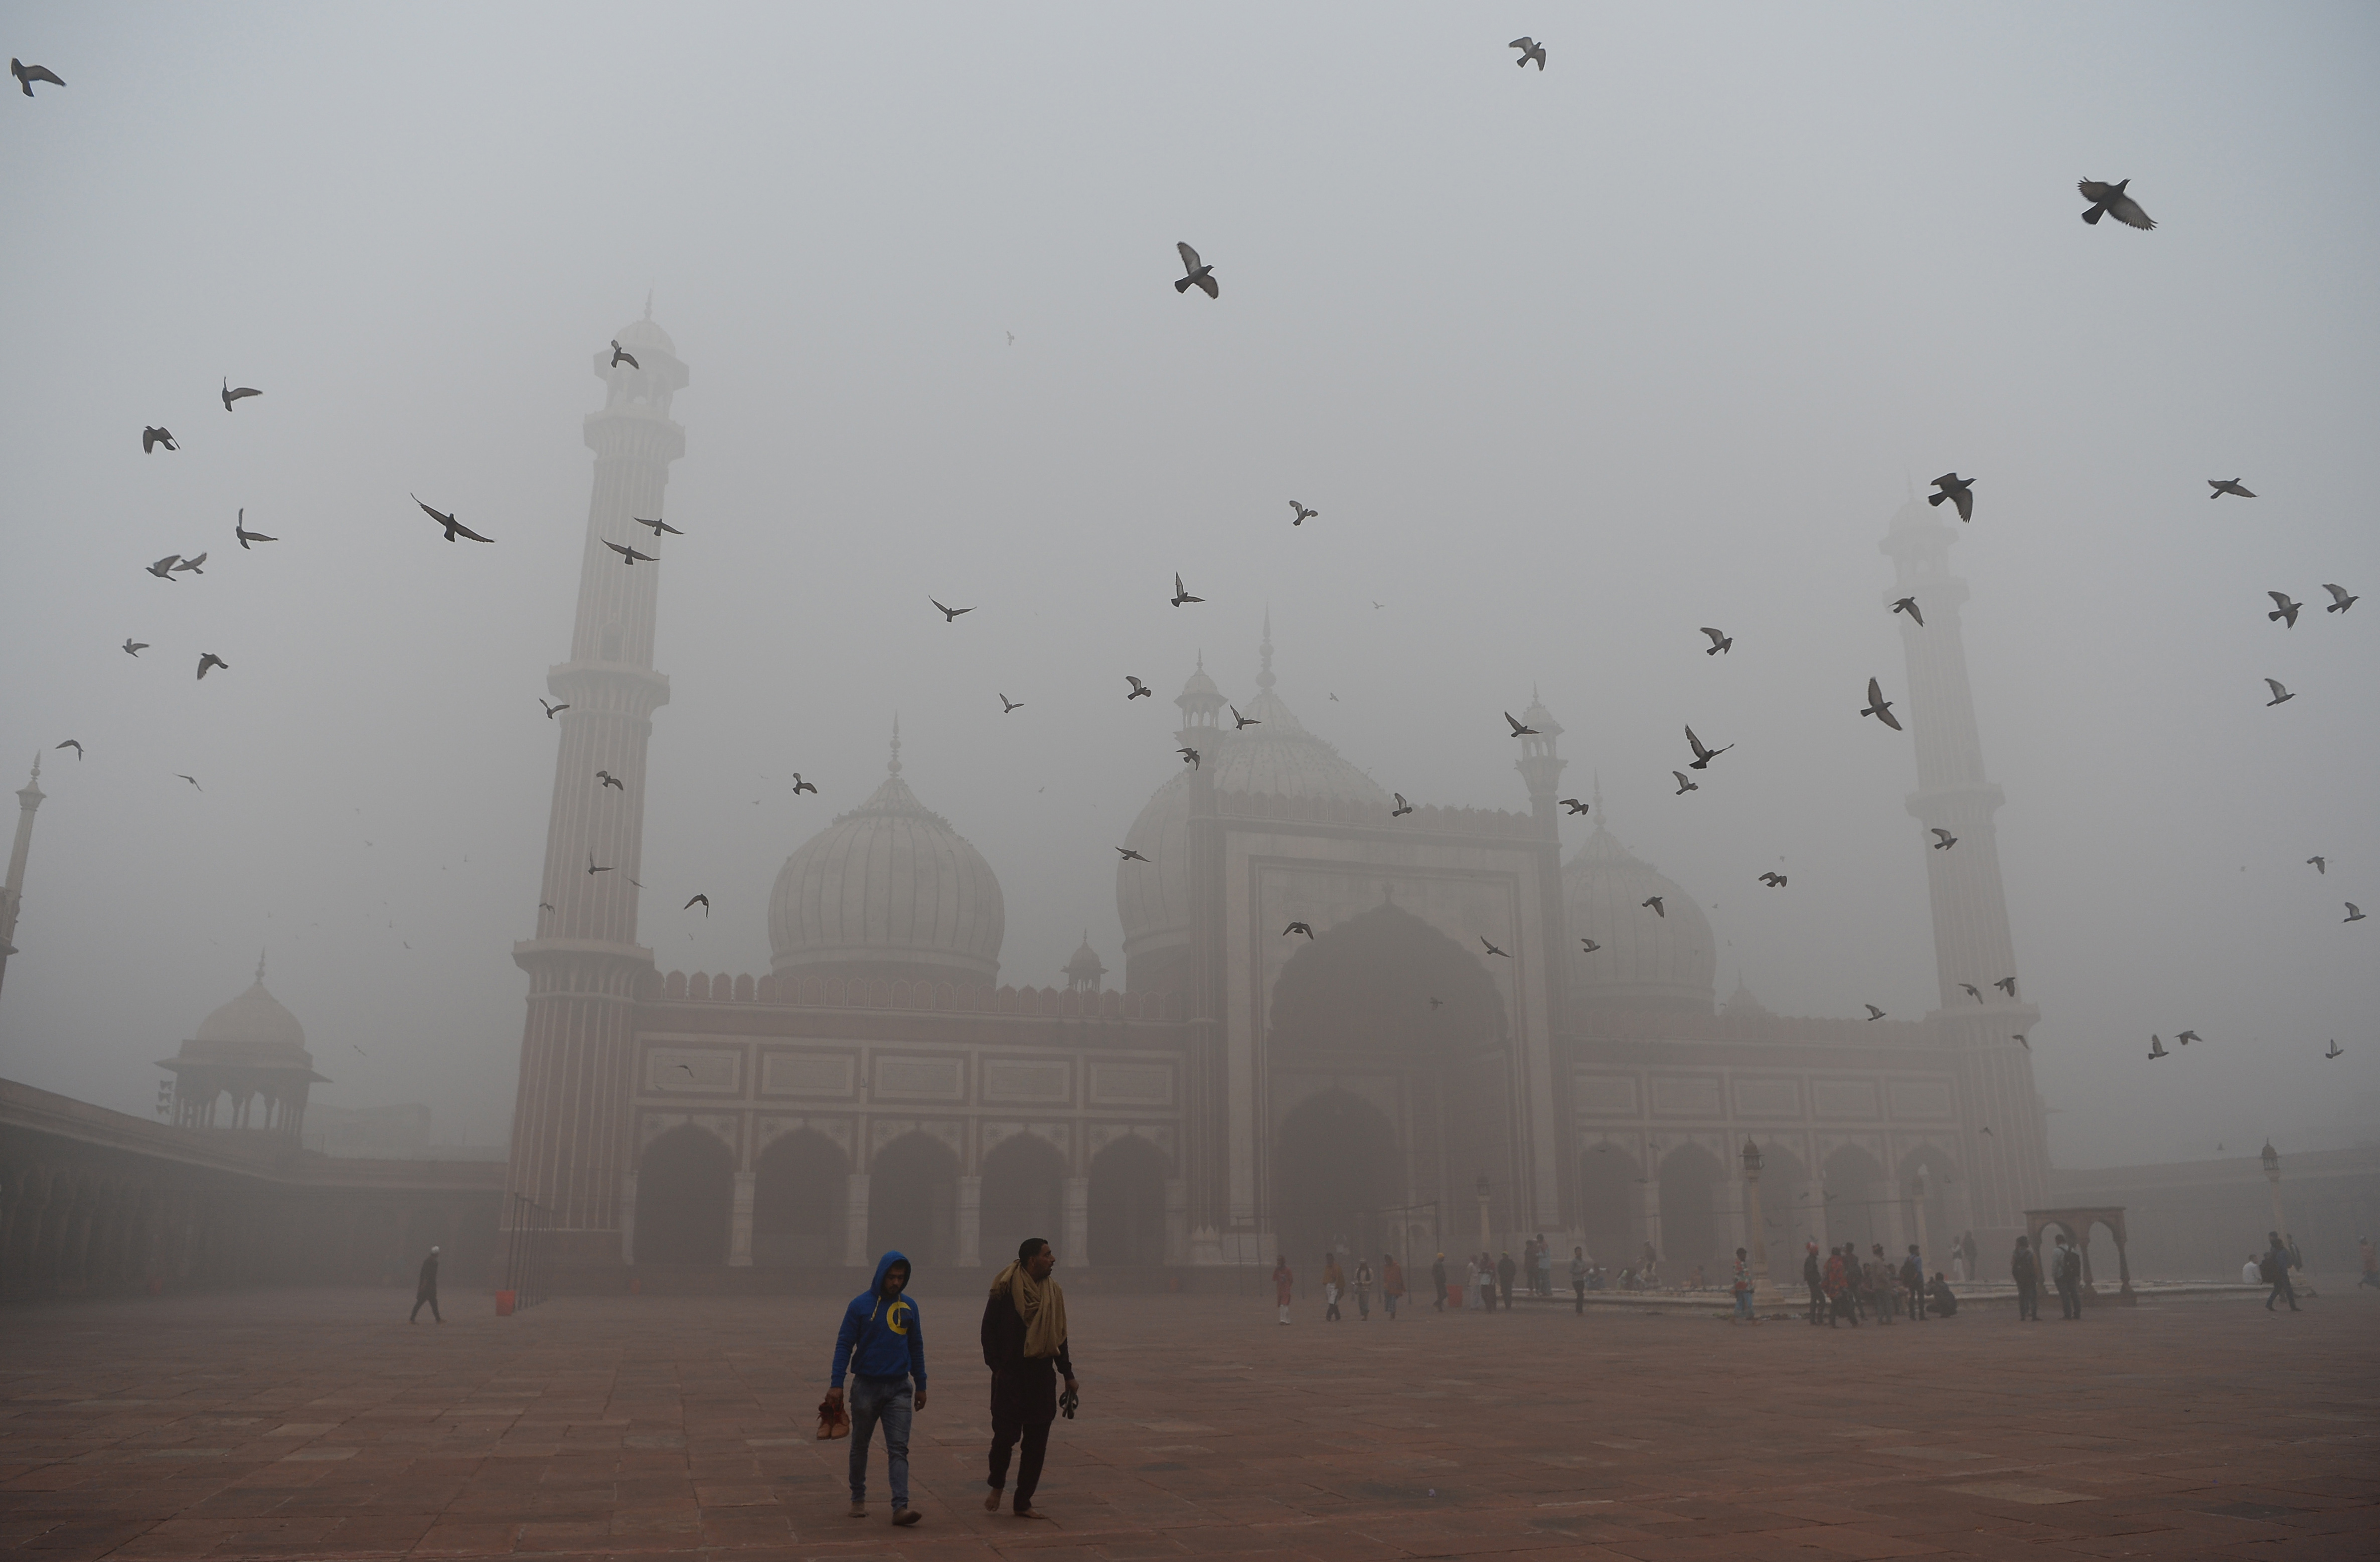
[1733,1289,1753,1319]
[847,1374,912,1509]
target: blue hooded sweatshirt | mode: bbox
[831,1250,926,1388]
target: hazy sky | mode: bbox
[2,3,2373,1167]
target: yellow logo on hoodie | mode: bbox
[882,1298,912,1336]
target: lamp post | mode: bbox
[1739,1138,1774,1302]
[1475,1173,1493,1256]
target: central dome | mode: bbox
[1563,821,1716,1016]
[769,727,1004,988]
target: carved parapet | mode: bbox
[648,969,1179,1021]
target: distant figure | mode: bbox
[2011,1236,2041,1322]
[1570,1246,1590,1315]
[1687,1264,1706,1292]
[1958,1230,1979,1284]
[1353,1257,1374,1321]
[1730,1248,1755,1324]
[1901,1246,1929,1320]
[1639,1241,1660,1288]
[409,1245,441,1323]
[830,1251,927,1527]
[1430,1252,1448,1312]
[1321,1253,1345,1322]
[1382,1254,1405,1319]
[2263,1232,2301,1313]
[1496,1251,1517,1311]
[2052,1235,2084,1320]
[1927,1273,1960,1318]
[1824,1246,1858,1328]
[1534,1235,1553,1297]
[2241,1253,2264,1286]
[1477,1253,1497,1311]
[1803,1241,1825,1326]
[2358,1236,2378,1290]
[1273,1255,1294,1325]
[981,1237,1075,1520]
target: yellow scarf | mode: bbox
[990,1260,1068,1360]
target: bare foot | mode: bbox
[983,1490,1001,1512]
[1014,1505,1048,1520]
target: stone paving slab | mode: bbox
[0,1286,2373,1559]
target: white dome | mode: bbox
[180,964,316,1070]
[1564,824,1716,1016]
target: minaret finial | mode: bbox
[28,753,38,783]
[1256,611,1276,691]
[888,715,902,775]
[255,949,266,984]
[644,288,653,322]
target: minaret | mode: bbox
[507,315,688,1269]
[0,755,44,997]
[1880,499,2048,1234]
[1173,651,1229,1264]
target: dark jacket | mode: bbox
[2011,1247,2037,1286]
[1803,1251,1822,1288]
[2054,1246,2082,1286]
[981,1279,1074,1425]
[831,1250,926,1387]
[1495,1255,1517,1286]
[416,1253,438,1299]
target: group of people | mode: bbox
[1282,1252,1410,1321]
[1801,1240,1964,1327]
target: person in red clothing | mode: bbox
[1823,1246,1859,1328]
[1381,1254,1405,1320]
[1272,1255,1294,1325]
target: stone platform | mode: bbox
[2,1283,2373,1559]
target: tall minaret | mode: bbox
[1880,498,2048,1234]
[0,754,44,997]
[507,314,688,1268]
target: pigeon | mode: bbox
[172,553,207,575]
[1480,936,1511,958]
[1006,331,1014,346]
[141,426,179,453]
[605,540,659,566]
[1289,501,1318,525]
[1504,711,1537,737]
[1995,977,2018,997]
[1892,596,1924,626]
[1509,36,1546,69]
[1000,694,1024,713]
[610,339,640,369]
[1117,846,1150,862]
[790,773,817,795]
[2176,1030,2200,1045]
[930,596,972,621]
[1861,677,1902,730]
[2264,678,2294,707]
[1558,797,1589,815]
[684,894,709,915]
[1174,242,1218,298]
[234,510,276,549]
[538,902,555,912]
[177,774,201,791]
[1232,706,1259,729]
[1759,872,1786,887]
[2321,583,2356,613]
[1284,921,1315,939]
[55,740,82,760]
[596,770,625,791]
[1685,725,1732,769]
[2307,856,2325,874]
[2013,1033,2030,1050]
[1928,474,1975,522]
[145,555,182,580]
[196,652,228,680]
[1127,677,1153,700]
[12,58,66,95]
[1171,572,1203,606]
[587,853,611,875]
[1864,1005,1886,1021]
[1956,983,1984,1003]
[1429,996,1444,1009]
[541,699,568,719]
[2208,479,2255,500]
[633,516,683,536]
[2268,591,2300,628]
[1672,771,1698,796]
[220,379,262,411]
[1641,896,1665,917]
[2327,1040,2344,1059]
[1579,939,1601,953]
[2348,903,2367,923]
[2078,179,2155,230]
[2148,1034,2168,1058]
[1932,828,1958,851]
[122,639,147,657]
[1391,794,1413,817]
[411,495,494,543]
[1980,1126,1994,1137]
[1699,627,1732,656]
[1178,747,1200,768]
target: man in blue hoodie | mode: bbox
[826,1251,927,1526]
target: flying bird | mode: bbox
[2148,1034,2168,1058]
[587,854,611,875]
[684,894,709,915]
[610,339,639,369]
[1559,797,1589,815]
[999,693,1023,713]
[1126,676,1152,700]
[177,774,201,791]
[2264,678,2294,707]
[55,740,82,760]
[790,773,817,795]
[2321,583,2356,613]
[633,516,683,536]
[2077,178,2155,230]
[605,540,658,566]
[2013,1034,2029,1051]
[1504,711,1537,737]
[1289,501,1318,526]
[234,510,276,549]
[2208,479,2255,500]
[596,770,624,791]
[540,699,568,719]
[12,58,66,95]
[930,596,972,621]
[1759,872,1786,887]
[1509,36,1546,69]
[1174,242,1218,298]
[2307,856,2325,874]
[220,379,262,411]
[1928,474,1975,523]
[1672,771,1698,796]
[2268,592,2300,628]
[196,652,228,680]
[1699,627,1732,656]
[122,640,147,657]
[142,427,177,453]
[1480,936,1511,958]
[172,553,207,575]
[2175,1030,2200,1045]
[1171,572,1203,606]
[1391,794,1412,817]
[1892,597,1924,626]
[1117,846,1149,862]
[1959,983,1983,1003]
[1685,725,1732,769]
[1429,997,1444,1009]
[1579,939,1601,953]
[1232,706,1259,729]
[1861,677,1902,730]
[411,495,494,543]
[1994,977,2018,997]
[2348,903,2367,923]
[1178,747,1200,768]
[1932,829,1958,851]
[2327,1040,2344,1059]
[145,555,181,580]
[1641,896,1666,917]
[1284,921,1314,939]
[1864,1005,1886,1021]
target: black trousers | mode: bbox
[1806,1279,1825,1324]
[2266,1275,2299,1311]
[987,1409,1050,1508]
[2016,1282,2038,1320]
[410,1291,440,1322]
[2056,1280,2082,1319]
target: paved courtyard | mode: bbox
[2,1283,2374,1561]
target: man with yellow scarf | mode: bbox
[980,1236,1078,1519]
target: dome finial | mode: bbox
[644,288,653,322]
[255,949,266,985]
[1256,609,1276,691]
[887,715,902,776]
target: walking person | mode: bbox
[1802,1241,1825,1326]
[2262,1232,2301,1312]
[2358,1235,2378,1291]
[2011,1235,2040,1321]
[1495,1251,1517,1311]
[1824,1246,1859,1328]
[1353,1257,1374,1321]
[1382,1254,1404,1319]
[1535,1236,1553,1298]
[1321,1253,1345,1322]
[1431,1252,1448,1312]
[408,1245,442,1324]
[828,1250,927,1527]
[2052,1234,2084,1320]
[1901,1245,1928,1321]
[1570,1245,1589,1315]
[1959,1229,1979,1286]
[1273,1255,1294,1325]
[982,1237,1076,1520]
[1730,1247,1755,1324]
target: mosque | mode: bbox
[502,318,2051,1286]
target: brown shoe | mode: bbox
[892,1509,921,1526]
[847,1502,866,1518]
